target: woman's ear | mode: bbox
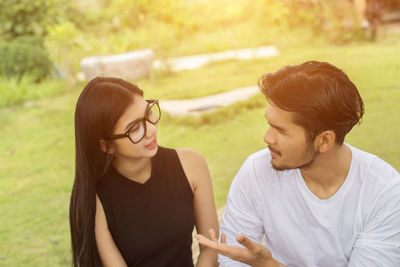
[99,139,114,154]
[316,130,336,153]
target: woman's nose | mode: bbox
[145,120,157,138]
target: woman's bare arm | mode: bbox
[95,195,128,267]
[177,149,219,267]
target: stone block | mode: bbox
[80,49,154,81]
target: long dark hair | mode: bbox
[70,77,143,266]
[258,61,364,144]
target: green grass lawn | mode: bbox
[0,77,67,109]
[1,42,399,266]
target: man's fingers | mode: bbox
[196,234,217,248]
[196,231,257,262]
[221,232,227,244]
[196,234,234,257]
[209,228,218,242]
[236,235,258,253]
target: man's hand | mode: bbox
[196,229,283,267]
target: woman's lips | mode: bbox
[145,138,157,149]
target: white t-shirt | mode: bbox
[219,145,400,267]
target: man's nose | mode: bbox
[263,127,275,145]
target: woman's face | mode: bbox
[111,94,159,161]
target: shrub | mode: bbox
[272,0,367,44]
[0,36,53,82]
[0,0,72,39]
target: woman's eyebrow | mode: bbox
[124,103,150,131]
[124,118,142,131]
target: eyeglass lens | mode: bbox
[128,102,161,143]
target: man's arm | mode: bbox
[348,181,400,266]
[218,157,265,266]
[198,157,285,266]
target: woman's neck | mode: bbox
[113,156,152,184]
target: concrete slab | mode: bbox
[153,46,279,72]
[160,86,260,115]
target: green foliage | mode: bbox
[70,0,289,59]
[255,0,290,30]
[0,0,79,84]
[0,0,72,39]
[109,0,186,29]
[0,0,376,90]
[281,0,367,43]
[45,21,83,83]
[0,36,53,82]
[319,0,366,43]
[65,0,370,64]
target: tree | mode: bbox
[0,0,74,82]
[0,0,72,40]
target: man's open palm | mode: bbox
[196,229,278,267]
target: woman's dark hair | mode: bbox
[258,61,364,144]
[70,77,143,266]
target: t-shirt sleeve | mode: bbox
[349,179,400,267]
[218,157,265,267]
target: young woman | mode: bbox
[70,77,219,267]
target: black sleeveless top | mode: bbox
[96,146,195,267]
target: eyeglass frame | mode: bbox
[105,99,161,144]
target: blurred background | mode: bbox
[0,0,399,265]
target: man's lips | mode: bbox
[269,147,280,157]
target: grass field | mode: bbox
[0,77,67,109]
[1,42,399,266]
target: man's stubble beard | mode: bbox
[271,143,320,171]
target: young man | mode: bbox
[196,61,400,266]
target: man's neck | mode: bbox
[300,144,352,199]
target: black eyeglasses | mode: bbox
[107,99,161,144]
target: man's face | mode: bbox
[263,104,319,170]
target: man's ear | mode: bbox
[315,130,336,153]
[99,139,114,154]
